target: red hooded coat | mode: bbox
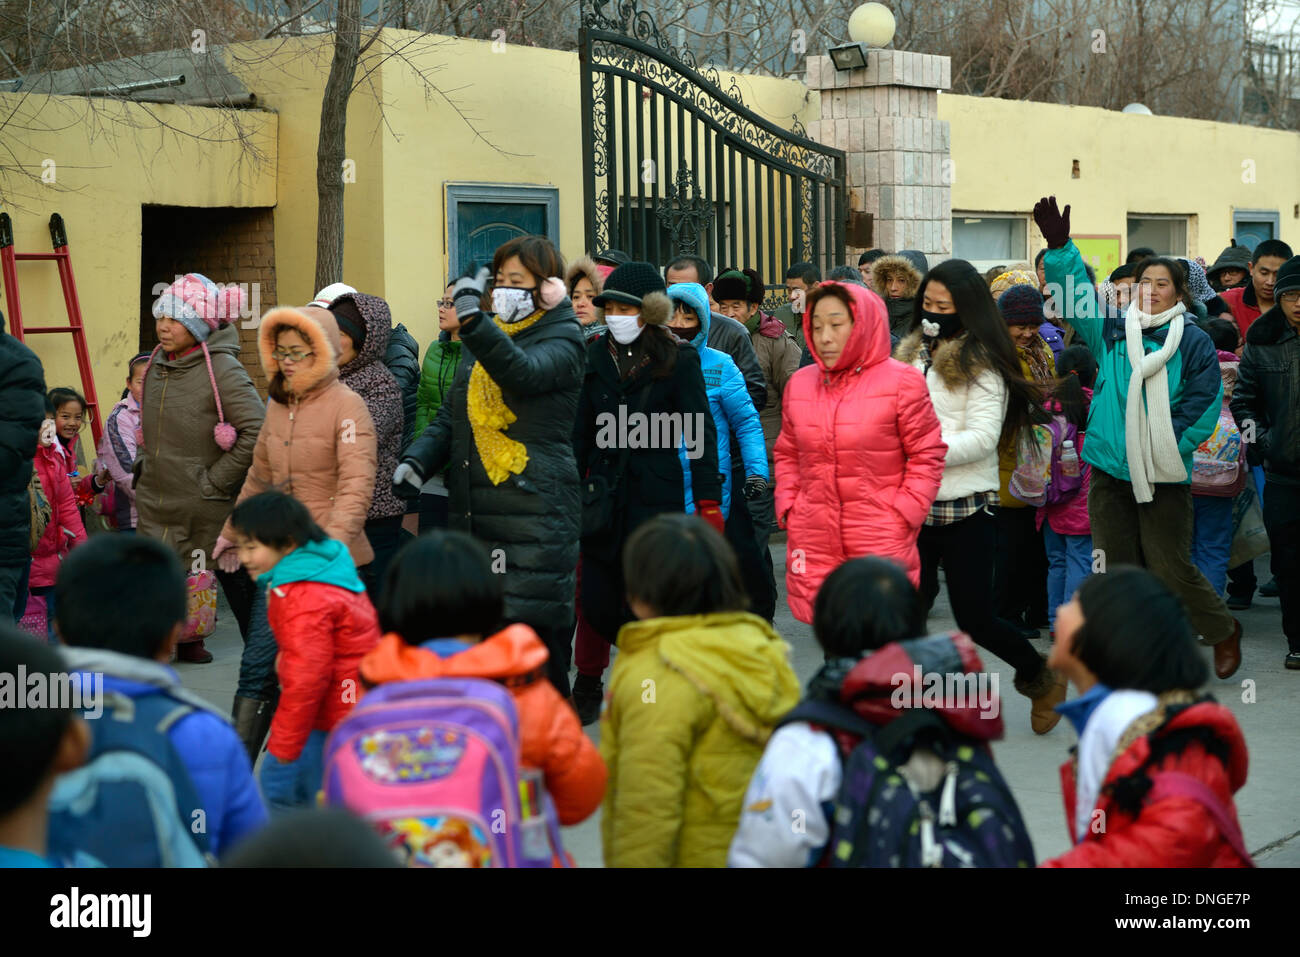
[1043,700,1250,867]
[774,282,947,622]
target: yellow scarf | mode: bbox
[466,310,546,485]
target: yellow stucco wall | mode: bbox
[14,31,1300,432]
[939,93,1300,258]
[0,92,276,435]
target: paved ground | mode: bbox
[180,549,1299,867]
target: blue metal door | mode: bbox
[455,202,547,275]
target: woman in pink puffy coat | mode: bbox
[775,281,947,623]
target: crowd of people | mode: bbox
[0,190,1291,869]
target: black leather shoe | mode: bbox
[1225,594,1252,611]
[1260,578,1280,598]
[1285,652,1300,671]
[571,673,604,727]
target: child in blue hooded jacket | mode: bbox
[666,281,769,518]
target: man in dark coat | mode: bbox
[0,308,46,621]
[395,267,585,696]
[1231,256,1300,670]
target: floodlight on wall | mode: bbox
[829,43,870,71]
[829,2,896,72]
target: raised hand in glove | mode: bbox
[696,500,726,536]
[1033,196,1071,250]
[742,475,768,500]
[451,266,492,321]
[392,461,425,499]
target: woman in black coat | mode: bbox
[571,262,722,702]
[395,237,585,696]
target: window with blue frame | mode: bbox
[445,183,560,279]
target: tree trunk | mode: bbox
[315,0,363,293]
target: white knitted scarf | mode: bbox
[1124,300,1188,503]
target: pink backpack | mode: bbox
[322,677,568,868]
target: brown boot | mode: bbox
[1213,618,1243,680]
[1015,657,1068,735]
[177,639,213,664]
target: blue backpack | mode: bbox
[48,689,213,868]
[777,701,1036,868]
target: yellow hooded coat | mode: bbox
[600,611,800,868]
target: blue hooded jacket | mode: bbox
[60,646,268,856]
[667,282,770,517]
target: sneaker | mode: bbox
[1286,652,1300,671]
[1260,578,1279,598]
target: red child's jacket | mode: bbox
[1044,697,1250,868]
[263,538,381,763]
[30,443,87,588]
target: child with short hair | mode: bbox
[28,397,87,640]
[229,491,381,810]
[1044,566,1251,867]
[0,624,90,867]
[54,534,267,855]
[601,513,800,868]
[358,530,606,826]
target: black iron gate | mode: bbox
[579,1,846,300]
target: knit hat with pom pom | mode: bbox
[153,273,246,343]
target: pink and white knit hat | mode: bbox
[153,273,246,343]
[144,273,248,452]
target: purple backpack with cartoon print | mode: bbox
[322,677,567,868]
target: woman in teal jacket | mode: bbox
[666,282,769,518]
[1035,197,1241,679]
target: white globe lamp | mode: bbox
[848,3,897,48]
[1122,102,1153,115]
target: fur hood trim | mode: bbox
[258,306,341,396]
[565,256,604,297]
[871,254,922,299]
[892,328,995,387]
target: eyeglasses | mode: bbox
[437,299,454,308]
[272,349,314,363]
[1280,291,1300,305]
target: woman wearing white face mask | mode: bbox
[393,236,585,697]
[571,261,721,703]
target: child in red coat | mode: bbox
[29,401,87,640]
[1044,566,1251,867]
[230,491,380,810]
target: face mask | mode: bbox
[39,419,57,448]
[605,313,643,345]
[492,286,536,323]
[919,309,962,339]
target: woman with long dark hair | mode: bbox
[894,258,1067,734]
[1035,196,1241,680]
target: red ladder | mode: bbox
[0,212,102,444]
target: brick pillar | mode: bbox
[805,49,952,263]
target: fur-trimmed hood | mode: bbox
[565,255,604,297]
[871,254,922,300]
[893,328,994,388]
[258,305,342,398]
